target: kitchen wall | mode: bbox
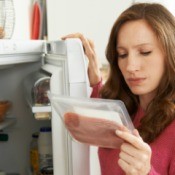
[47,0,133,64]
[134,0,175,16]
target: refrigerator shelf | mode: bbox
[0,39,44,68]
[0,118,16,130]
[0,53,43,69]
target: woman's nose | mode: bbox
[126,55,140,72]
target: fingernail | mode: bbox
[116,130,122,135]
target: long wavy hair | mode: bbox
[100,3,175,143]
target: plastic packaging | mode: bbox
[38,127,53,172]
[30,132,39,175]
[48,93,134,149]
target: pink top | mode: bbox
[91,81,175,175]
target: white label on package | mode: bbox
[73,106,123,125]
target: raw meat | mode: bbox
[64,112,124,149]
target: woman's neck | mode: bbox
[139,94,155,110]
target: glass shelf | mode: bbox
[0,117,16,130]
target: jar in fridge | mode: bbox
[32,78,50,105]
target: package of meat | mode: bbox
[48,93,134,149]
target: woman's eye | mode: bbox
[118,53,127,58]
[141,51,152,56]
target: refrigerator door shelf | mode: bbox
[25,95,51,120]
[29,101,52,120]
[31,105,51,113]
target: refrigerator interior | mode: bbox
[0,61,51,174]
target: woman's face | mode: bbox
[117,19,165,100]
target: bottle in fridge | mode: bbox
[38,127,53,173]
[30,132,39,175]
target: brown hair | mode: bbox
[100,3,175,143]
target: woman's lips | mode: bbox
[127,77,146,86]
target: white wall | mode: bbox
[12,0,33,39]
[47,0,133,64]
[134,0,175,16]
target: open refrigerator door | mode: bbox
[42,39,94,175]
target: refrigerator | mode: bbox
[0,39,100,175]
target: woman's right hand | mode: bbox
[62,33,101,87]
[116,128,152,175]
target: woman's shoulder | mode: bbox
[165,119,175,134]
[151,119,175,153]
[156,119,175,142]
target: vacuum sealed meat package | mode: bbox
[48,92,134,149]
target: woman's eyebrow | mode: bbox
[117,43,153,49]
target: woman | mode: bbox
[62,3,175,175]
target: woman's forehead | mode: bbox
[117,20,161,48]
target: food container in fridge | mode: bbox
[23,70,51,120]
[0,100,12,122]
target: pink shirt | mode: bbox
[91,81,175,175]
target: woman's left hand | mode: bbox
[116,128,152,175]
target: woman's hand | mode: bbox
[116,128,152,175]
[62,33,101,86]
